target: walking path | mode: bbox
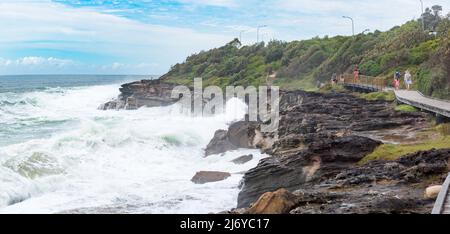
[394,90,450,118]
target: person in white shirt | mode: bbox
[404,70,413,90]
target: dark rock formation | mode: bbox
[231,155,254,164]
[231,149,450,214]
[224,90,446,214]
[291,148,450,214]
[237,135,382,208]
[205,130,238,156]
[100,80,181,110]
[204,121,260,156]
[191,171,231,184]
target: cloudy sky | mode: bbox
[0,0,449,75]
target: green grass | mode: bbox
[359,136,450,164]
[318,84,347,93]
[395,104,418,112]
[358,91,395,102]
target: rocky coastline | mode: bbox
[99,79,180,110]
[102,79,450,214]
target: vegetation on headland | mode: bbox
[161,5,450,99]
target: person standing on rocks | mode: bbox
[404,70,413,90]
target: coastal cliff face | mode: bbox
[100,80,180,110]
[102,81,449,214]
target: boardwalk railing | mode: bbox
[432,173,450,214]
[341,74,388,92]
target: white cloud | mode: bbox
[0,56,160,75]
[0,1,234,74]
[178,0,238,8]
[273,0,450,34]
[0,56,74,67]
[15,56,74,66]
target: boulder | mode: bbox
[246,189,298,214]
[425,185,442,199]
[231,155,253,164]
[226,121,260,148]
[191,171,231,184]
[205,130,238,156]
[204,121,261,156]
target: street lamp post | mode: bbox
[257,25,267,43]
[239,30,246,44]
[342,16,355,36]
[420,0,425,31]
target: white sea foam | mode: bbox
[0,84,266,213]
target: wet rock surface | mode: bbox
[231,155,254,164]
[204,122,260,156]
[191,171,231,184]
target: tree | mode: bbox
[421,6,442,31]
[432,5,443,17]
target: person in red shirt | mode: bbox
[353,66,360,82]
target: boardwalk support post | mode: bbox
[436,114,450,124]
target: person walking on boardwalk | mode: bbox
[353,66,360,83]
[404,70,413,90]
[394,71,401,90]
[331,73,338,85]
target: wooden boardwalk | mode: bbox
[432,174,450,214]
[394,90,450,118]
[341,75,450,118]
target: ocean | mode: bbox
[0,75,266,214]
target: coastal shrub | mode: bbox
[359,91,395,102]
[360,60,381,76]
[395,104,418,112]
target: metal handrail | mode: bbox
[341,74,387,91]
[432,173,450,214]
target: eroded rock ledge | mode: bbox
[206,90,448,214]
[234,149,450,214]
[100,80,180,110]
